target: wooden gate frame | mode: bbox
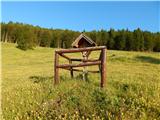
[54,46,106,88]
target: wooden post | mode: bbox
[100,48,106,88]
[54,51,59,85]
[82,51,88,81]
[69,60,74,78]
[98,51,102,72]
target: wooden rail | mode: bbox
[56,46,106,53]
[57,61,101,68]
[63,68,100,73]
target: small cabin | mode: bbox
[72,33,96,48]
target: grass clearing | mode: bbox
[2,43,160,119]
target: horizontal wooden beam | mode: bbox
[70,58,82,61]
[57,61,101,68]
[73,69,100,73]
[55,46,106,54]
[71,58,99,62]
[62,67,99,73]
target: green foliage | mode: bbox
[125,32,134,51]
[17,27,36,50]
[153,33,160,52]
[133,28,144,51]
[86,30,97,43]
[1,21,160,52]
[144,32,154,51]
[114,31,126,50]
[40,30,52,47]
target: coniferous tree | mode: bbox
[108,28,116,49]
[153,33,160,52]
[17,27,36,50]
[144,32,154,51]
[40,30,52,47]
[114,30,126,50]
[133,28,144,51]
[125,32,134,51]
[1,21,160,52]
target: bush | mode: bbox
[17,27,36,50]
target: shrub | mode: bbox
[17,27,36,50]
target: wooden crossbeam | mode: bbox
[58,53,70,60]
[71,58,99,62]
[57,61,101,68]
[62,67,100,73]
[56,46,106,54]
[70,58,82,61]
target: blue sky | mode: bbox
[1,1,160,32]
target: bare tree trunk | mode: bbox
[4,32,8,43]
[1,33,4,42]
[1,32,6,42]
[57,38,60,48]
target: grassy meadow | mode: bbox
[2,43,160,119]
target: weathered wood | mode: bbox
[72,33,97,48]
[86,51,91,57]
[98,51,102,72]
[62,67,99,73]
[100,48,106,88]
[54,46,107,88]
[56,46,106,54]
[69,60,73,78]
[70,58,82,61]
[84,59,99,62]
[71,58,99,62]
[73,69,99,73]
[57,61,101,68]
[54,52,59,85]
[58,53,70,60]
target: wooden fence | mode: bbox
[54,46,106,88]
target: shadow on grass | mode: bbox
[29,74,100,87]
[29,76,53,83]
[136,56,160,64]
[29,75,72,84]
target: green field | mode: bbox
[2,43,160,120]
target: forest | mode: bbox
[1,21,160,51]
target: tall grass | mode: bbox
[2,43,160,119]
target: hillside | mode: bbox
[2,43,160,119]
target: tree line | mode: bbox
[1,21,160,52]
